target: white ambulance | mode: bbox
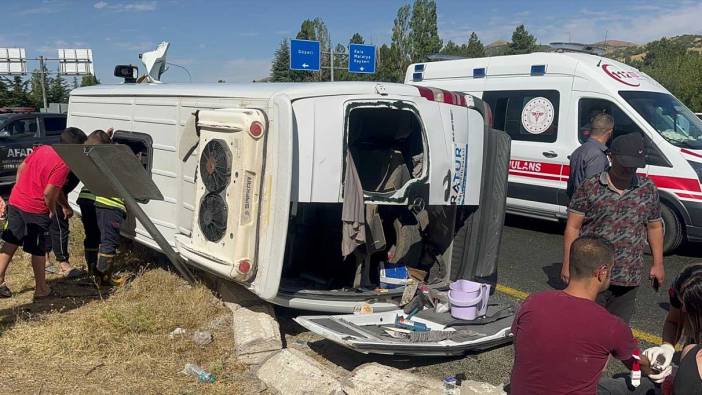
[65,81,514,355]
[407,49,702,253]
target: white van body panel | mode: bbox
[67,82,488,306]
[407,52,702,245]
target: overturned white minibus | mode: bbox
[66,82,511,355]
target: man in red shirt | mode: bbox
[0,127,86,299]
[510,237,655,394]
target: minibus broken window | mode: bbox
[620,91,702,149]
[347,106,424,194]
[112,131,153,174]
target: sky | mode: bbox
[2,0,702,84]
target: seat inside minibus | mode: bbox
[280,105,462,295]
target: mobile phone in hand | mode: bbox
[651,277,660,292]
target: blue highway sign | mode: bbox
[290,39,321,71]
[348,44,376,73]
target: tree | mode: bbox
[270,40,292,82]
[440,40,465,56]
[48,73,70,104]
[29,67,49,108]
[509,25,537,55]
[8,76,31,107]
[387,4,412,82]
[295,18,331,81]
[376,44,397,82]
[80,74,100,86]
[409,0,442,62]
[465,32,486,58]
[0,78,10,107]
[350,33,364,45]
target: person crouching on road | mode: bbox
[77,129,125,287]
[0,127,87,299]
[640,264,702,386]
[510,237,656,394]
[562,133,665,325]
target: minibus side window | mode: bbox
[578,98,671,167]
[482,90,559,143]
[111,131,153,174]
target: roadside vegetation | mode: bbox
[0,219,257,394]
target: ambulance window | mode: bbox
[482,90,559,143]
[578,98,644,143]
[578,98,671,167]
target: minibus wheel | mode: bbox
[661,203,683,254]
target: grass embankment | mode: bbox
[0,218,256,394]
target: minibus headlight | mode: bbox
[689,161,702,183]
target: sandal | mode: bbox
[0,282,11,298]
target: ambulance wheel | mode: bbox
[661,204,683,254]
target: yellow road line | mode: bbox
[496,283,663,345]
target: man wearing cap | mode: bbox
[561,133,665,324]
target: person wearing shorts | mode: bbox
[0,127,86,299]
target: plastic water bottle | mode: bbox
[443,376,459,395]
[184,363,216,383]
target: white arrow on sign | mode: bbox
[360,66,365,71]
[302,63,309,68]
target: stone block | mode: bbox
[256,349,344,395]
[232,304,283,364]
[343,363,443,395]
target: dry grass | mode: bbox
[0,218,260,394]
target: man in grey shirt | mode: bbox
[566,113,614,198]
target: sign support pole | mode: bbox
[39,55,48,110]
[330,35,334,82]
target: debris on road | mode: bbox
[192,330,213,346]
[183,363,216,383]
[169,327,186,339]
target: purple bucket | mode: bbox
[448,280,490,320]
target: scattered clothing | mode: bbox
[341,151,366,257]
[567,138,610,198]
[568,172,662,287]
[510,290,637,395]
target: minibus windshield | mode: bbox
[620,91,702,149]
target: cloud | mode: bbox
[93,1,157,12]
[114,41,157,52]
[217,58,272,83]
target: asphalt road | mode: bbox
[279,214,702,386]
[499,214,702,341]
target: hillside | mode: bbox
[606,34,702,61]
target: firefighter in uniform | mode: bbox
[78,129,125,286]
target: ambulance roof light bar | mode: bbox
[549,42,606,56]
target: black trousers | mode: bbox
[46,203,70,262]
[78,199,100,252]
[596,284,639,325]
[96,206,124,255]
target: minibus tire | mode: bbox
[661,203,683,254]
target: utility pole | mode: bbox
[38,55,48,110]
[330,35,334,82]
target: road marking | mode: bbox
[496,283,663,345]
